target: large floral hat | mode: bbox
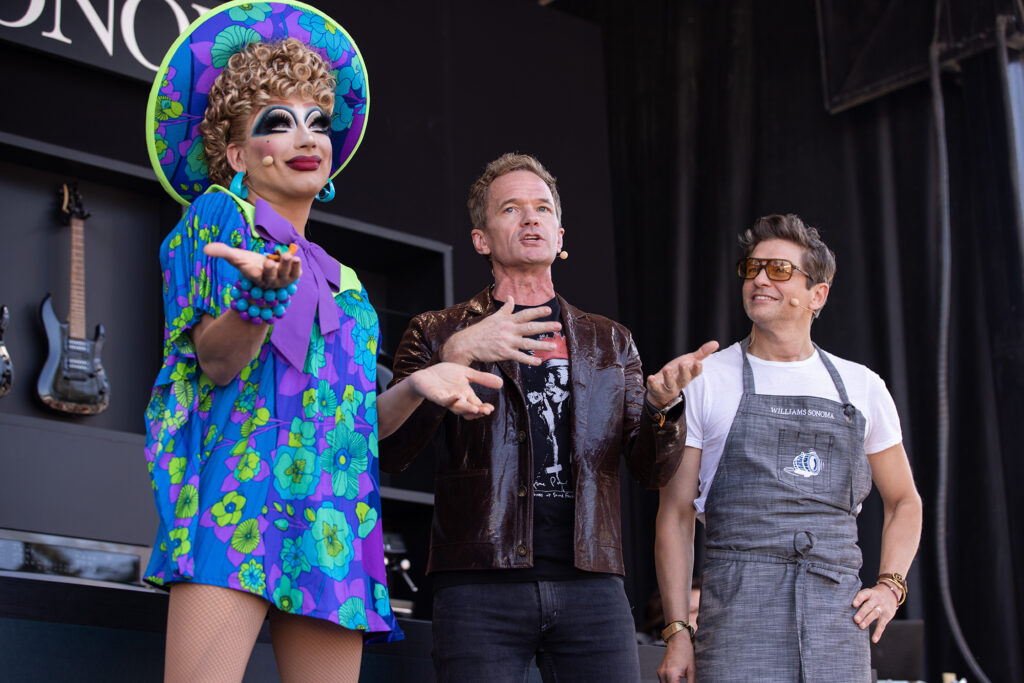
[147,1,369,205]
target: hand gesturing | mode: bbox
[408,362,504,418]
[203,242,301,290]
[441,297,562,366]
[646,340,719,409]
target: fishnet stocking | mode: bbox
[163,582,364,682]
[269,607,362,683]
[164,582,269,683]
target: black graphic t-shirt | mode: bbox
[518,298,576,573]
[431,297,598,589]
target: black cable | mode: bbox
[929,0,991,680]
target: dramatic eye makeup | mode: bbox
[251,105,332,137]
[251,106,296,136]
[307,110,332,134]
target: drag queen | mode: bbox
[143,3,499,680]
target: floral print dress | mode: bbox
[144,191,401,641]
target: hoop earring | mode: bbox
[316,178,336,203]
[229,171,248,200]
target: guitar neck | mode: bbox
[68,216,86,340]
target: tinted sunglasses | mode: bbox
[736,257,814,282]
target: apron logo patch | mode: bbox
[784,449,822,478]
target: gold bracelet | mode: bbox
[878,578,906,605]
[878,579,901,603]
[661,620,695,643]
[877,572,907,606]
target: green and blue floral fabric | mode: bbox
[143,191,400,641]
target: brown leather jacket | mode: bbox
[381,288,686,575]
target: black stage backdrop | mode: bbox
[556,0,1024,679]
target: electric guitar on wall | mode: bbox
[37,184,110,414]
[0,305,13,398]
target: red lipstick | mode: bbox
[286,156,321,171]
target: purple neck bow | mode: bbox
[253,199,340,370]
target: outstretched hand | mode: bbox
[203,242,301,290]
[646,340,719,409]
[440,297,562,366]
[407,362,504,418]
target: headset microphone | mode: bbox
[790,298,815,314]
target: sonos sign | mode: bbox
[0,1,215,80]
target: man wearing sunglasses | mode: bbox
[655,214,922,682]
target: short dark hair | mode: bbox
[738,214,836,287]
[467,153,562,232]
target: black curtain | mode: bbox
[559,0,1024,679]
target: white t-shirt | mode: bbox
[686,341,903,521]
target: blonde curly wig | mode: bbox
[201,38,337,187]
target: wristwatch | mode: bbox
[644,397,667,427]
[661,620,695,643]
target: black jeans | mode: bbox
[432,575,641,683]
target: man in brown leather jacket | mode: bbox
[381,153,716,683]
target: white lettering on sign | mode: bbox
[78,0,115,56]
[42,0,72,44]
[0,0,209,75]
[121,0,190,71]
[0,1,47,28]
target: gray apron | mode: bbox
[696,340,873,682]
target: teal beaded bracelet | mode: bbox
[230,277,296,324]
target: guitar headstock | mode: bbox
[58,183,90,222]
